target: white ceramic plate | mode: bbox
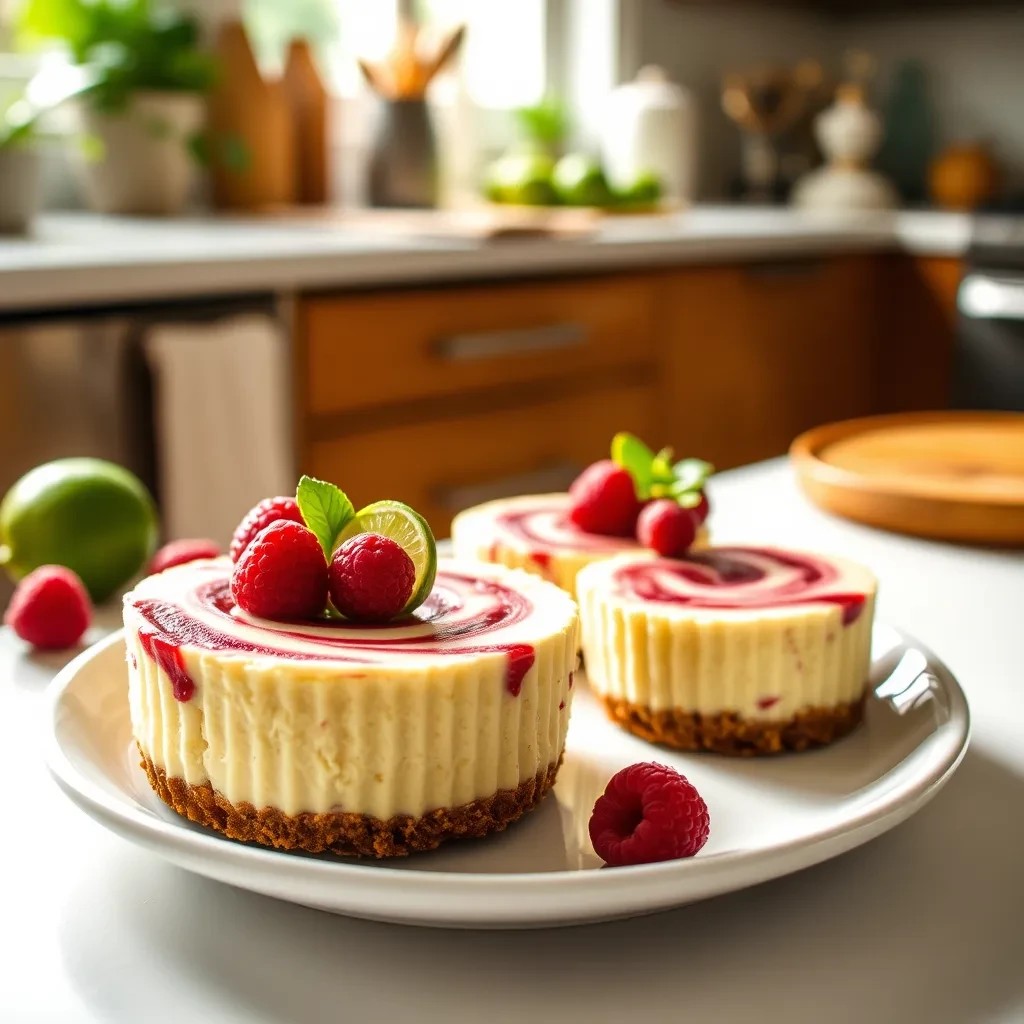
[46,625,969,929]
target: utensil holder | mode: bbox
[367,98,437,208]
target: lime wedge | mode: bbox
[336,500,437,613]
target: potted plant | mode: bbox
[0,97,42,233]
[18,0,215,215]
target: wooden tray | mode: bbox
[790,411,1024,545]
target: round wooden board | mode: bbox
[790,411,1024,545]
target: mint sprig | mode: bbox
[296,475,354,560]
[611,432,714,505]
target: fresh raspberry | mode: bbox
[568,460,641,537]
[329,533,415,622]
[230,520,328,620]
[692,491,711,526]
[229,496,303,562]
[4,566,92,650]
[148,538,221,575]
[589,762,710,866]
[636,499,698,557]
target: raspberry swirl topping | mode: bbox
[611,547,871,625]
[494,496,640,555]
[125,559,565,702]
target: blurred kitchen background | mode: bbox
[1,0,1023,604]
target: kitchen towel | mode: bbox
[144,313,294,545]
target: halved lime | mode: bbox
[335,500,437,613]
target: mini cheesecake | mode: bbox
[451,493,708,599]
[123,558,578,857]
[577,547,877,755]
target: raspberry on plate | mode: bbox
[230,496,304,562]
[568,460,641,537]
[230,520,328,620]
[149,538,221,575]
[329,533,415,622]
[636,499,698,557]
[589,762,710,866]
[5,565,92,650]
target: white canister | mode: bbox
[600,65,696,203]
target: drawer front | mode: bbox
[306,385,657,537]
[302,276,657,416]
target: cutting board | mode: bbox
[790,411,1024,545]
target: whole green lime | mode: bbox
[616,170,662,206]
[552,153,613,207]
[482,150,557,206]
[0,458,159,603]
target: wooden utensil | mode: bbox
[790,411,1024,545]
[207,19,295,209]
[359,21,465,101]
[282,39,329,204]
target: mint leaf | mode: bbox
[651,446,676,486]
[672,458,714,495]
[611,432,657,498]
[296,475,354,560]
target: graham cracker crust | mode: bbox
[599,695,866,756]
[138,748,560,858]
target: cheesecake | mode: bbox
[451,493,708,599]
[124,557,578,856]
[577,546,876,755]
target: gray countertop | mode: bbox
[0,206,992,313]
[4,458,1023,1023]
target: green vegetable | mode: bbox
[17,0,215,113]
[295,475,354,561]
[513,98,569,151]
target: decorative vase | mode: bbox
[928,142,1001,211]
[0,146,42,234]
[77,91,204,215]
[367,98,437,209]
[601,65,697,203]
[792,84,898,212]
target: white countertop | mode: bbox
[4,458,1023,1024]
[0,206,985,313]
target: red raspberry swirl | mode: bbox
[127,564,541,701]
[612,547,869,625]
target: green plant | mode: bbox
[18,0,215,112]
[514,97,569,152]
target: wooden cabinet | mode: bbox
[300,275,657,417]
[295,252,960,531]
[659,256,877,469]
[873,255,959,414]
[308,384,656,536]
[296,272,661,537]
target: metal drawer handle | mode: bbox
[435,460,582,512]
[434,322,587,361]
[959,273,1024,321]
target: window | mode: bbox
[243,0,550,109]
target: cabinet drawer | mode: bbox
[301,275,657,416]
[306,384,656,537]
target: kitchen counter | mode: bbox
[0,206,988,313]
[3,458,1023,1024]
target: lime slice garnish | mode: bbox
[336,500,437,613]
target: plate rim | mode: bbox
[44,627,971,916]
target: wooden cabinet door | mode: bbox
[660,257,877,469]
[306,384,656,538]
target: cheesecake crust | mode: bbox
[598,695,866,756]
[139,748,560,858]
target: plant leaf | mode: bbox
[651,446,676,485]
[672,458,714,494]
[296,475,354,560]
[611,432,656,498]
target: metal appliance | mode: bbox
[955,217,1024,411]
